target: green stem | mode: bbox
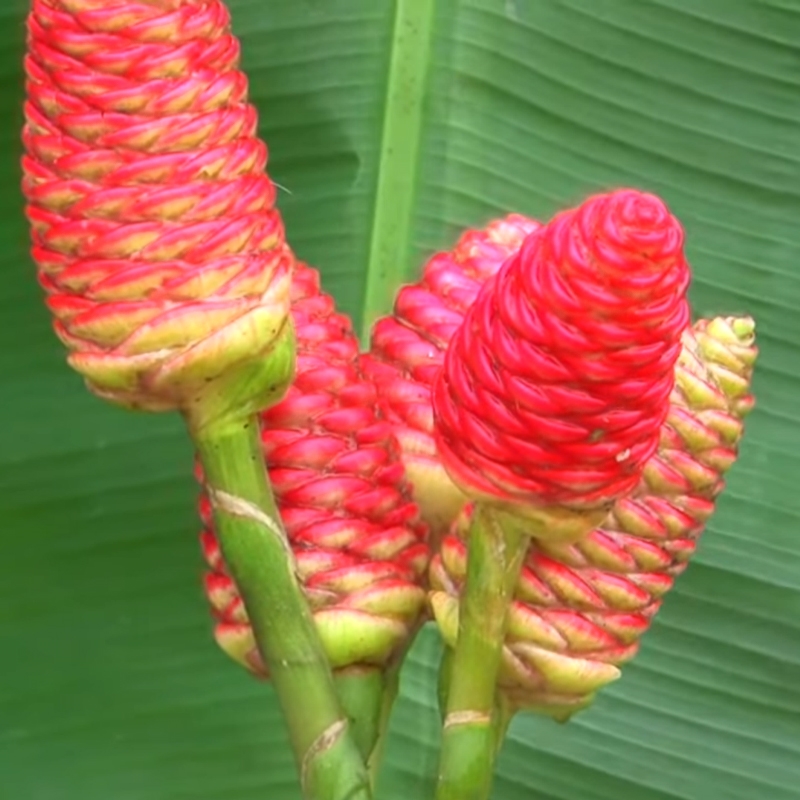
[333,667,387,786]
[435,505,529,800]
[189,413,371,800]
[336,625,421,792]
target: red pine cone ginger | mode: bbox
[433,190,691,540]
[23,0,293,419]
[200,263,429,675]
[362,215,540,533]
[430,317,757,719]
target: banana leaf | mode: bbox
[2,1,799,798]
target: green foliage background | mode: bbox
[2,1,799,798]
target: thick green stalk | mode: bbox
[435,506,529,800]
[334,666,399,792]
[190,414,371,800]
[334,668,386,780]
[335,620,426,792]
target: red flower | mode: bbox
[430,317,757,717]
[200,263,429,675]
[23,0,292,414]
[433,190,691,538]
[362,215,539,532]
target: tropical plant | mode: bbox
[3,2,799,800]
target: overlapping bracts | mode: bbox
[23,0,292,412]
[200,263,429,675]
[362,215,540,532]
[430,317,757,718]
[433,190,691,534]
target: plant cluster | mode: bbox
[21,2,757,799]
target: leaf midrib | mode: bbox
[360,0,437,341]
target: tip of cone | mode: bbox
[701,315,757,349]
[607,188,669,224]
[731,316,756,342]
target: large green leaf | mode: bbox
[2,1,799,798]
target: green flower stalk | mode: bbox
[199,262,429,777]
[22,2,370,798]
[430,189,692,800]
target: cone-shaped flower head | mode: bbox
[430,317,757,719]
[433,190,691,540]
[23,0,293,422]
[362,215,540,533]
[200,263,429,675]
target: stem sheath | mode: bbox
[435,506,528,800]
[190,413,371,800]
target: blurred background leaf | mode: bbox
[2,1,799,798]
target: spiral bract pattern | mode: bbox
[200,263,429,675]
[23,0,292,415]
[430,317,757,717]
[362,215,540,532]
[433,190,691,528]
